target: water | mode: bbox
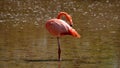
[0,0,120,68]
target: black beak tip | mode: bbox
[70,25,73,27]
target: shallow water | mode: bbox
[0,0,120,68]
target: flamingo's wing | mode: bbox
[46,19,80,38]
[46,19,69,37]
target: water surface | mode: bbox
[0,0,120,68]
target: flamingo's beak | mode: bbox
[70,19,73,27]
[70,24,73,27]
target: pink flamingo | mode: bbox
[45,12,80,61]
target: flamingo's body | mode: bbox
[45,12,80,61]
[46,19,80,37]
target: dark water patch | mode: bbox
[23,59,73,62]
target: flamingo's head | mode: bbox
[57,12,73,27]
[67,15,73,27]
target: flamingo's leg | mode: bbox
[57,37,61,61]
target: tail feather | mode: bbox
[69,28,80,38]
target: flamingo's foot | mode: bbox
[58,58,62,61]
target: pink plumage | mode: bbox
[45,12,80,61]
[46,19,80,38]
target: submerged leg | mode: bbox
[57,37,61,61]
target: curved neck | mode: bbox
[57,12,73,26]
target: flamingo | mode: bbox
[45,12,80,61]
